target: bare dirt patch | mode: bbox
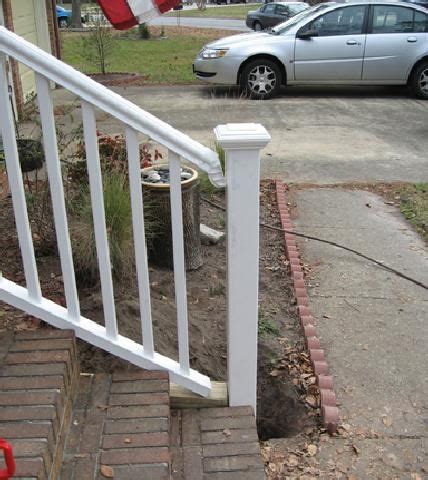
[0,180,322,447]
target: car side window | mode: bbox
[259,5,266,13]
[264,4,276,14]
[275,5,289,16]
[304,5,366,37]
[371,6,414,33]
[413,11,428,32]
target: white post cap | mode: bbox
[214,123,271,150]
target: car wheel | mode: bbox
[58,18,69,28]
[410,61,428,100]
[240,59,281,100]
[254,21,262,31]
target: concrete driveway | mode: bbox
[114,84,428,184]
[53,83,428,184]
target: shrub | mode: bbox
[81,22,114,74]
[138,23,150,40]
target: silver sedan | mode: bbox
[193,1,428,99]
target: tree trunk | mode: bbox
[72,0,82,28]
[144,180,202,270]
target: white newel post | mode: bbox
[214,123,271,413]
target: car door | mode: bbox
[363,5,428,81]
[261,3,279,29]
[294,5,368,81]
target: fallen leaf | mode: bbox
[307,444,317,456]
[382,416,393,427]
[222,429,231,437]
[123,438,131,444]
[100,465,114,478]
[352,444,360,455]
[305,395,317,407]
[269,369,280,377]
[323,314,331,319]
[286,454,299,467]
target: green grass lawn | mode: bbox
[399,183,428,242]
[168,4,261,19]
[61,28,229,83]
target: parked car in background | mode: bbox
[246,2,309,30]
[194,1,428,99]
[56,5,72,28]
[215,0,249,5]
[56,5,86,28]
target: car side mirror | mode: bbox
[297,29,319,39]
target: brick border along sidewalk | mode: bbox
[275,181,339,434]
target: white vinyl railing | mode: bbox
[0,26,270,410]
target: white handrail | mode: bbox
[0,26,225,188]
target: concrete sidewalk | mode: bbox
[293,188,427,478]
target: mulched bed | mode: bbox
[0,179,327,475]
[87,72,149,87]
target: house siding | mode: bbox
[11,0,51,102]
[2,0,24,115]
[1,0,56,116]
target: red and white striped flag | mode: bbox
[97,0,180,30]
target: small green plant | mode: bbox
[138,23,151,40]
[209,282,226,297]
[258,309,280,337]
[199,143,226,195]
[217,214,226,229]
[399,183,428,241]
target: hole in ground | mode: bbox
[257,342,317,441]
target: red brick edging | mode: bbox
[275,181,339,434]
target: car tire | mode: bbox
[240,58,282,100]
[58,18,69,28]
[410,61,428,100]
[254,21,262,31]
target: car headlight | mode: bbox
[201,48,229,59]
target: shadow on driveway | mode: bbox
[203,84,412,100]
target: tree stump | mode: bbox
[142,166,202,270]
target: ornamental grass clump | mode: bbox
[68,134,161,285]
[71,173,134,284]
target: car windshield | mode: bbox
[271,3,331,34]
[289,3,309,14]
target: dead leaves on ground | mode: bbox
[269,345,321,413]
[261,439,323,479]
